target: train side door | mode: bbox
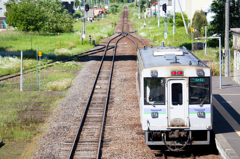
[167,79,189,127]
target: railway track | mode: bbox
[67,6,147,159]
[0,45,114,82]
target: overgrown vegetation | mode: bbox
[0,60,82,158]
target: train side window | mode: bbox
[171,83,182,105]
[144,78,165,105]
[189,77,210,105]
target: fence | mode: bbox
[233,50,240,85]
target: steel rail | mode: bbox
[67,35,122,159]
[96,35,126,159]
[128,34,146,48]
[68,10,127,157]
[68,6,133,158]
[96,7,129,158]
[123,7,146,49]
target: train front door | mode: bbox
[167,79,189,127]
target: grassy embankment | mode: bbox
[0,10,121,76]
[127,5,222,76]
[0,10,122,158]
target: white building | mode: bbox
[150,0,214,23]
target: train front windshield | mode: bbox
[144,78,165,105]
[189,77,210,104]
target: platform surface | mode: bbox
[212,76,240,159]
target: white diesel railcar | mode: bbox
[137,46,212,151]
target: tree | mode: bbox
[38,0,73,33]
[75,0,80,8]
[5,0,43,32]
[210,0,240,44]
[192,10,207,36]
[5,0,73,33]
[110,4,119,14]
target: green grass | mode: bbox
[0,60,83,157]
[0,10,122,155]
[0,11,121,76]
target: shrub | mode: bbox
[46,78,72,91]
[168,12,189,27]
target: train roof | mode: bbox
[139,46,209,69]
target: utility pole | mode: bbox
[173,0,175,36]
[158,0,160,27]
[225,0,230,77]
[36,47,39,86]
[177,0,188,34]
[138,0,140,19]
[20,51,23,92]
[84,0,85,35]
[155,0,156,19]
[205,26,207,55]
[146,0,148,11]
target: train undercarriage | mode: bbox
[145,130,211,151]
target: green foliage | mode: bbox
[210,0,240,45]
[73,10,84,18]
[75,0,80,8]
[128,3,135,8]
[110,4,119,14]
[192,10,207,36]
[5,0,43,32]
[5,0,74,33]
[39,0,73,33]
[168,12,189,27]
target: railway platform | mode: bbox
[212,76,240,159]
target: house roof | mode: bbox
[230,28,240,34]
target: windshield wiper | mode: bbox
[199,96,208,106]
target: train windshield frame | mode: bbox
[189,77,210,105]
[144,78,165,105]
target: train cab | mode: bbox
[137,46,212,150]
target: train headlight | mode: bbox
[197,70,204,76]
[197,111,205,117]
[151,112,158,118]
[151,71,158,77]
